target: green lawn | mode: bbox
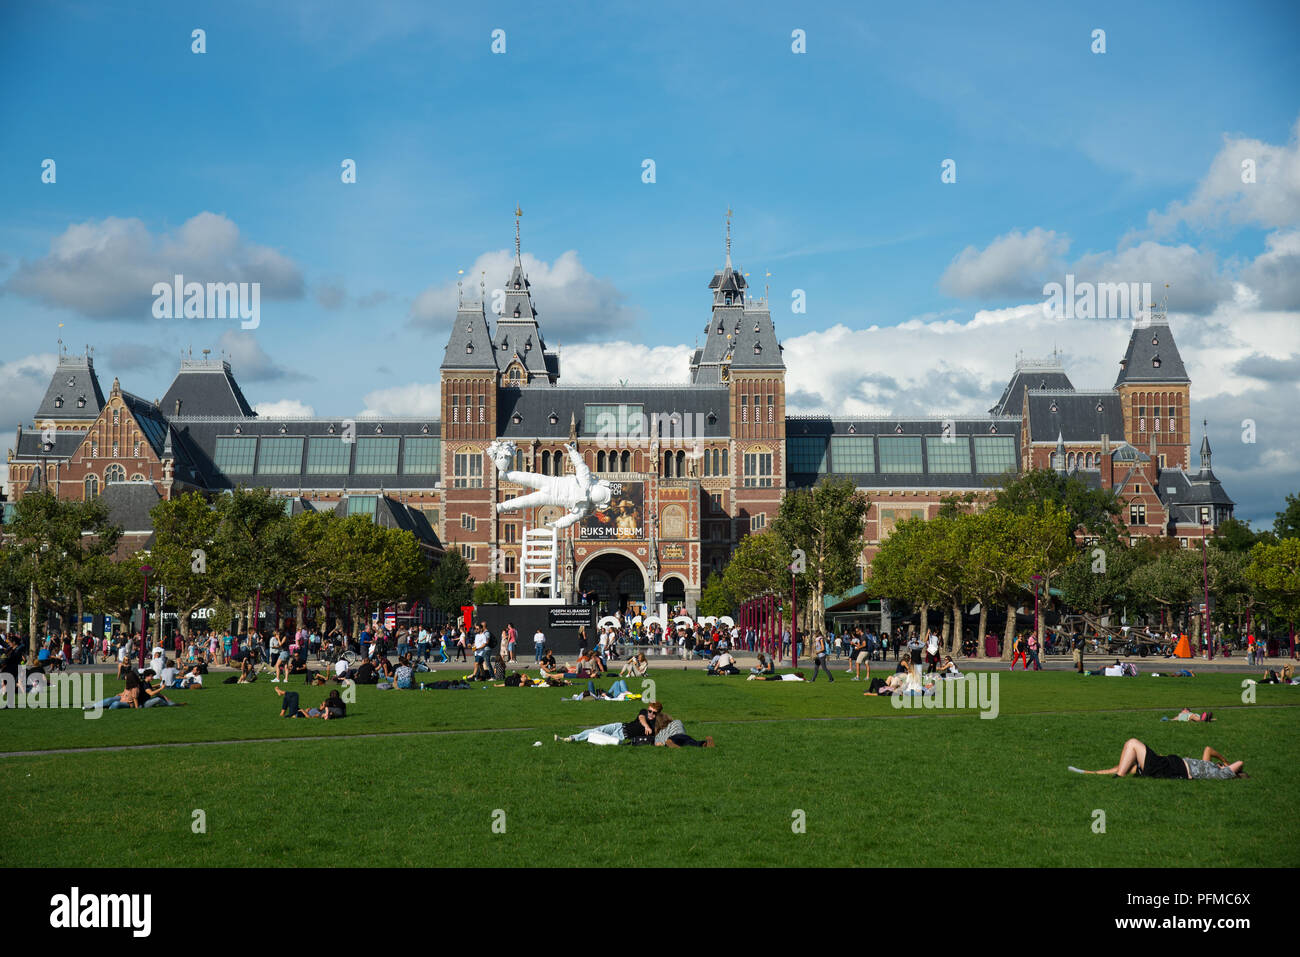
[1,668,1295,867]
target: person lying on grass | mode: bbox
[747,670,807,681]
[1163,708,1213,722]
[557,700,661,743]
[275,685,347,718]
[652,711,714,748]
[1069,738,1246,779]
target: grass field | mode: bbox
[1,667,1296,867]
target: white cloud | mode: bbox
[3,212,304,319]
[254,399,315,418]
[1145,117,1300,234]
[1242,229,1300,310]
[356,383,440,419]
[559,342,695,384]
[1070,241,1232,315]
[939,228,1070,299]
[217,329,307,383]
[0,352,58,496]
[410,249,638,341]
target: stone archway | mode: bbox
[576,549,648,616]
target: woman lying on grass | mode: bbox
[276,686,347,719]
[653,711,714,748]
[1069,738,1246,779]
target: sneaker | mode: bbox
[1067,766,1087,774]
[271,678,279,683]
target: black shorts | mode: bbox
[1139,748,1188,779]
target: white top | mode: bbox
[160,666,177,684]
[334,658,348,677]
[473,630,489,650]
[534,630,545,643]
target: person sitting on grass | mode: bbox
[392,655,415,689]
[237,657,258,684]
[1069,739,1247,779]
[749,652,776,677]
[557,700,661,743]
[179,664,204,689]
[707,650,740,676]
[652,711,715,748]
[84,671,143,711]
[935,655,963,678]
[619,653,649,678]
[538,651,567,679]
[139,671,188,708]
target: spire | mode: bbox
[514,204,523,264]
[1054,432,1065,472]
[1199,420,1212,471]
[724,206,733,269]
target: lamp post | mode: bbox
[1032,574,1042,654]
[139,564,152,670]
[1202,513,1212,660]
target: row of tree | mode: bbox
[707,472,1300,658]
[1,488,433,652]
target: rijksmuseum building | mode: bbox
[7,223,1234,621]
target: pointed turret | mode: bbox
[1199,421,1212,473]
[492,207,557,384]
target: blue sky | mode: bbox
[2,0,1298,524]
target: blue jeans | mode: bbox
[535,643,545,662]
[571,722,625,742]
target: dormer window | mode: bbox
[525,340,532,351]
[279,425,287,434]
[1096,401,1105,413]
[707,410,717,425]
[753,343,762,354]
[548,412,558,425]
[500,335,508,349]
[753,322,760,333]
[234,425,241,434]
[77,395,86,408]
[989,424,998,434]
[374,424,383,434]
[1038,380,1046,389]
[1049,401,1058,413]
[1152,355,1161,368]
[54,396,63,408]
[1151,335,1159,346]
[466,342,474,354]
[327,424,335,434]
[513,306,521,318]
[512,413,522,424]
[514,281,521,290]
[421,424,429,434]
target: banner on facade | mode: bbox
[579,481,643,540]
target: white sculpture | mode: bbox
[488,439,612,530]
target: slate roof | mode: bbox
[1025,390,1125,443]
[12,428,86,460]
[989,362,1075,415]
[99,481,162,537]
[496,386,731,439]
[785,416,1022,489]
[1157,469,1235,509]
[1115,316,1190,386]
[161,359,256,418]
[35,352,106,422]
[441,301,499,371]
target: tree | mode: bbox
[1127,548,1201,632]
[212,488,293,634]
[149,492,219,637]
[771,477,869,635]
[473,578,510,605]
[4,490,121,653]
[1246,538,1300,649]
[697,572,733,618]
[993,468,1123,540]
[84,554,148,636]
[1273,492,1300,540]
[867,516,945,643]
[722,532,792,608]
[430,548,475,617]
[1213,517,1265,552]
[1058,539,1136,621]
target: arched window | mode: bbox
[541,450,551,474]
[676,450,685,475]
[105,464,126,483]
[597,451,606,471]
[620,450,629,471]
[663,451,673,477]
[84,475,98,499]
[721,449,728,474]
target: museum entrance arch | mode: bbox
[577,550,647,616]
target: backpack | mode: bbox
[487,631,499,651]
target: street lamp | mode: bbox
[1201,512,1211,661]
[139,564,152,670]
[1032,574,1043,655]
